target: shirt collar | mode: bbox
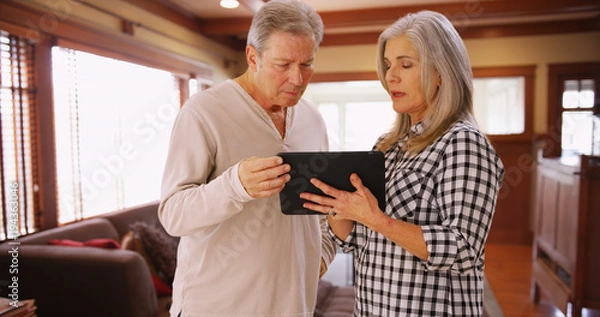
[410,121,426,136]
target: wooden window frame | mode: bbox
[472,66,535,143]
[545,62,600,157]
[312,65,536,144]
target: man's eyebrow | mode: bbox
[384,55,416,60]
[272,57,315,63]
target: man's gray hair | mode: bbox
[247,0,324,55]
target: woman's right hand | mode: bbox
[301,173,381,223]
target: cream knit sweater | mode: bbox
[159,80,336,316]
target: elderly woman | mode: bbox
[301,10,504,316]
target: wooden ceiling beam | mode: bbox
[320,15,600,46]
[196,0,600,36]
[197,17,253,36]
[123,0,204,33]
[238,0,264,14]
[321,0,600,27]
[127,0,600,51]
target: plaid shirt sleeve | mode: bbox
[422,127,504,273]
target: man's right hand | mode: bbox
[238,156,291,198]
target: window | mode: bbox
[473,77,525,135]
[546,62,600,158]
[189,78,213,97]
[52,47,185,223]
[305,70,531,151]
[561,79,596,156]
[304,81,395,151]
[0,30,40,239]
[472,66,534,139]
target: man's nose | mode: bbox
[288,65,303,85]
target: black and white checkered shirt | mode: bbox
[331,120,504,316]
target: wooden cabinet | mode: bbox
[532,153,600,316]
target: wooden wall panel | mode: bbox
[487,138,534,245]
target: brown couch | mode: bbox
[0,202,172,317]
[0,202,354,317]
[315,280,355,317]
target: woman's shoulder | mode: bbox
[447,120,479,133]
[441,120,503,164]
[442,120,487,142]
[435,120,498,155]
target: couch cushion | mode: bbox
[129,221,178,285]
[316,280,335,308]
[0,244,158,317]
[102,201,161,238]
[122,229,173,296]
[315,280,355,317]
[48,238,121,249]
[17,218,119,245]
[322,286,355,314]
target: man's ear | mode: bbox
[246,45,258,71]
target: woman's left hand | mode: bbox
[300,173,383,225]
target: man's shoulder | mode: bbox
[295,98,321,116]
[191,80,235,100]
[183,80,237,112]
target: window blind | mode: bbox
[0,30,40,240]
[52,47,183,223]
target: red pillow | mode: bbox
[48,239,84,247]
[151,274,172,296]
[49,238,121,249]
[83,238,121,249]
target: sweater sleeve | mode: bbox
[158,106,253,237]
[319,215,337,267]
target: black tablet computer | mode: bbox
[278,151,386,215]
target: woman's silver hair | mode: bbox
[375,10,476,154]
[247,0,324,56]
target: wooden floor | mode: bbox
[485,244,599,317]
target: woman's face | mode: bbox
[383,35,432,125]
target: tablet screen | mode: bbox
[278,151,385,215]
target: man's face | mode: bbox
[248,31,317,108]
